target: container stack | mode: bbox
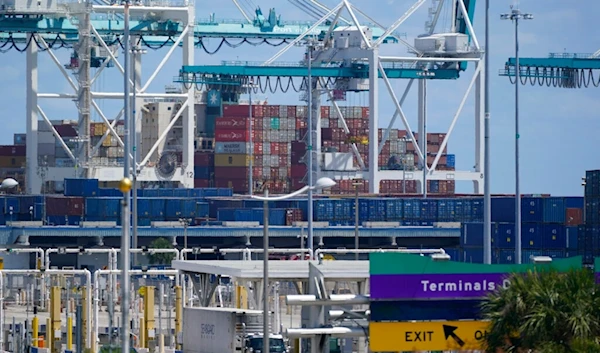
[459,196,584,263]
[194,151,214,188]
[89,121,126,166]
[0,145,26,189]
[580,170,600,264]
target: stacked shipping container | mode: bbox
[459,196,584,263]
[579,170,600,264]
[0,145,26,190]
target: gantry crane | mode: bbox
[0,0,400,193]
[500,51,600,88]
[176,0,485,194]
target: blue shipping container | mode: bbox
[468,198,484,222]
[542,224,566,249]
[522,249,567,263]
[460,223,484,247]
[403,199,421,220]
[446,154,455,168]
[385,199,403,221]
[194,166,213,180]
[217,208,237,221]
[67,215,81,226]
[64,178,99,197]
[47,215,67,225]
[333,199,353,221]
[564,196,584,209]
[4,197,20,214]
[316,199,335,221]
[543,197,566,224]
[217,188,233,197]
[150,199,166,218]
[437,200,456,222]
[491,197,515,223]
[420,199,438,221]
[495,249,515,264]
[172,189,191,198]
[444,247,461,262]
[196,202,210,217]
[429,180,439,193]
[136,198,152,218]
[462,248,484,263]
[521,197,544,223]
[566,226,578,250]
[522,223,543,249]
[496,223,515,248]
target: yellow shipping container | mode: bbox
[94,123,105,136]
[214,154,251,167]
[102,135,112,147]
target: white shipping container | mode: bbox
[107,147,118,158]
[262,167,271,179]
[296,106,307,118]
[215,142,249,154]
[263,144,271,155]
[322,152,354,171]
[278,167,288,179]
[321,118,330,128]
[279,105,288,118]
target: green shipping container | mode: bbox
[270,117,280,129]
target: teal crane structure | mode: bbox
[500,51,600,88]
[175,0,487,194]
[0,0,401,194]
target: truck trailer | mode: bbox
[182,307,287,353]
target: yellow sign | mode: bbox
[370,320,490,352]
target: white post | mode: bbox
[26,33,41,194]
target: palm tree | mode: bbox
[480,268,600,353]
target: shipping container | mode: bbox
[542,224,566,249]
[403,199,421,221]
[194,152,214,166]
[64,178,99,197]
[522,223,543,249]
[214,166,250,180]
[491,197,515,223]
[446,154,455,168]
[215,116,249,130]
[542,197,566,224]
[437,199,456,221]
[214,154,251,167]
[462,247,484,264]
[0,145,26,156]
[420,199,438,221]
[222,104,250,117]
[495,249,515,264]
[521,197,544,223]
[566,226,578,250]
[384,199,403,221]
[215,130,252,142]
[496,223,514,248]
[136,198,151,218]
[215,142,250,154]
[193,166,214,180]
[196,202,210,218]
[460,222,485,247]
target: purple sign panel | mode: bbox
[371,273,512,300]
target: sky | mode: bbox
[0,0,598,196]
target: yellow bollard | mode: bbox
[67,316,73,351]
[81,288,88,351]
[32,316,39,347]
[143,286,155,348]
[235,285,248,309]
[50,286,61,353]
[139,318,146,349]
[46,318,52,349]
[175,286,182,349]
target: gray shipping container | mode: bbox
[215,142,249,154]
[183,307,266,353]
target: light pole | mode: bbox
[244,80,258,195]
[501,6,533,265]
[306,42,315,259]
[250,177,336,353]
[483,0,492,264]
[352,180,363,261]
[131,44,146,266]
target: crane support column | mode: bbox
[181,3,196,188]
[368,47,380,193]
[26,33,41,194]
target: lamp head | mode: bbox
[313,177,336,190]
[0,178,18,189]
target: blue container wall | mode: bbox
[315,200,335,221]
[4,197,20,214]
[429,180,439,193]
[218,188,234,197]
[460,222,484,247]
[217,208,237,221]
[165,199,196,219]
[420,200,438,221]
[403,199,421,221]
[491,197,515,223]
[142,189,160,198]
[172,189,191,198]
[495,249,515,264]
[385,199,403,221]
[136,198,151,218]
[193,166,213,180]
[469,198,484,222]
[542,224,566,249]
[496,223,515,248]
[522,223,543,249]
[333,199,352,221]
[565,197,584,209]
[209,200,243,218]
[368,199,387,222]
[446,154,456,168]
[64,178,99,197]
[521,197,544,223]
[150,199,165,218]
[462,248,484,263]
[203,188,219,197]
[444,248,461,262]
[437,200,456,222]
[543,197,566,224]
[566,226,578,250]
[47,215,67,225]
[67,215,81,226]
[196,202,210,217]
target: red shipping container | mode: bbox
[361,107,369,118]
[253,142,264,155]
[253,130,264,142]
[291,151,304,164]
[46,196,70,216]
[320,106,330,119]
[291,141,306,152]
[270,142,280,155]
[566,208,583,226]
[253,155,262,167]
[253,167,263,178]
[270,167,279,179]
[285,208,304,225]
[291,165,307,178]
[252,105,265,118]
[194,179,210,188]
[215,117,249,130]
[322,128,333,141]
[215,130,252,142]
[288,106,297,118]
[89,124,96,136]
[296,118,306,129]
[214,166,251,180]
[194,152,214,166]
[278,156,287,167]
[223,104,250,117]
[67,196,85,216]
[0,145,26,157]
[279,142,289,155]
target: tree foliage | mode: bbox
[148,237,175,265]
[480,268,600,353]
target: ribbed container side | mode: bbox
[446,154,456,168]
[214,154,251,167]
[214,167,251,181]
[436,199,455,222]
[215,142,250,154]
[157,189,175,198]
[209,200,244,218]
[85,198,101,219]
[202,188,220,197]
[495,249,515,264]
[586,197,600,224]
[420,199,438,221]
[461,247,484,263]
[215,116,249,130]
[64,178,99,197]
[172,189,191,198]
[521,197,544,223]
[542,224,566,249]
[469,198,484,222]
[496,223,515,248]
[367,198,387,222]
[444,247,461,262]
[566,226,578,250]
[193,166,214,180]
[137,198,152,218]
[150,198,165,218]
[491,197,515,223]
[403,199,421,221]
[542,197,566,224]
[315,199,335,222]
[566,208,583,226]
[164,199,196,220]
[196,202,210,218]
[18,195,43,215]
[217,208,237,222]
[333,199,353,221]
[384,199,403,221]
[4,197,20,214]
[67,215,81,226]
[47,216,67,226]
[141,189,160,198]
[460,222,484,247]
[522,223,543,249]
[564,196,584,209]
